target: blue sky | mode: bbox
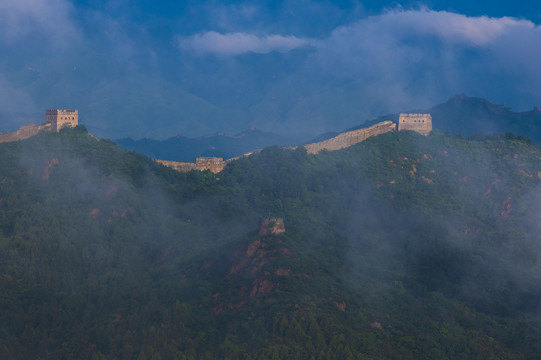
[1,1,541,139]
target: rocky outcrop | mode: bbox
[258,218,285,235]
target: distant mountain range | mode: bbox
[115,95,541,162]
[114,127,299,162]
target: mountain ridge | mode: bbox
[114,95,541,163]
[114,127,299,162]
[1,126,540,358]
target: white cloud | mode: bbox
[0,0,77,44]
[302,8,541,113]
[316,8,538,60]
[371,8,534,46]
[178,31,310,55]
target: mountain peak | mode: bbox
[446,94,511,114]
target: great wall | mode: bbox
[0,109,78,143]
[155,157,227,174]
[0,123,51,143]
[397,113,432,135]
[0,110,432,174]
[155,113,432,173]
[303,120,398,154]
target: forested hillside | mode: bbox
[1,127,541,359]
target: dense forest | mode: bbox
[1,126,541,359]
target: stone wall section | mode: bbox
[195,157,225,173]
[225,150,261,164]
[304,121,397,154]
[156,157,225,173]
[155,159,197,172]
[0,123,51,143]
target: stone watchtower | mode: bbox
[46,109,78,132]
[397,113,432,136]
